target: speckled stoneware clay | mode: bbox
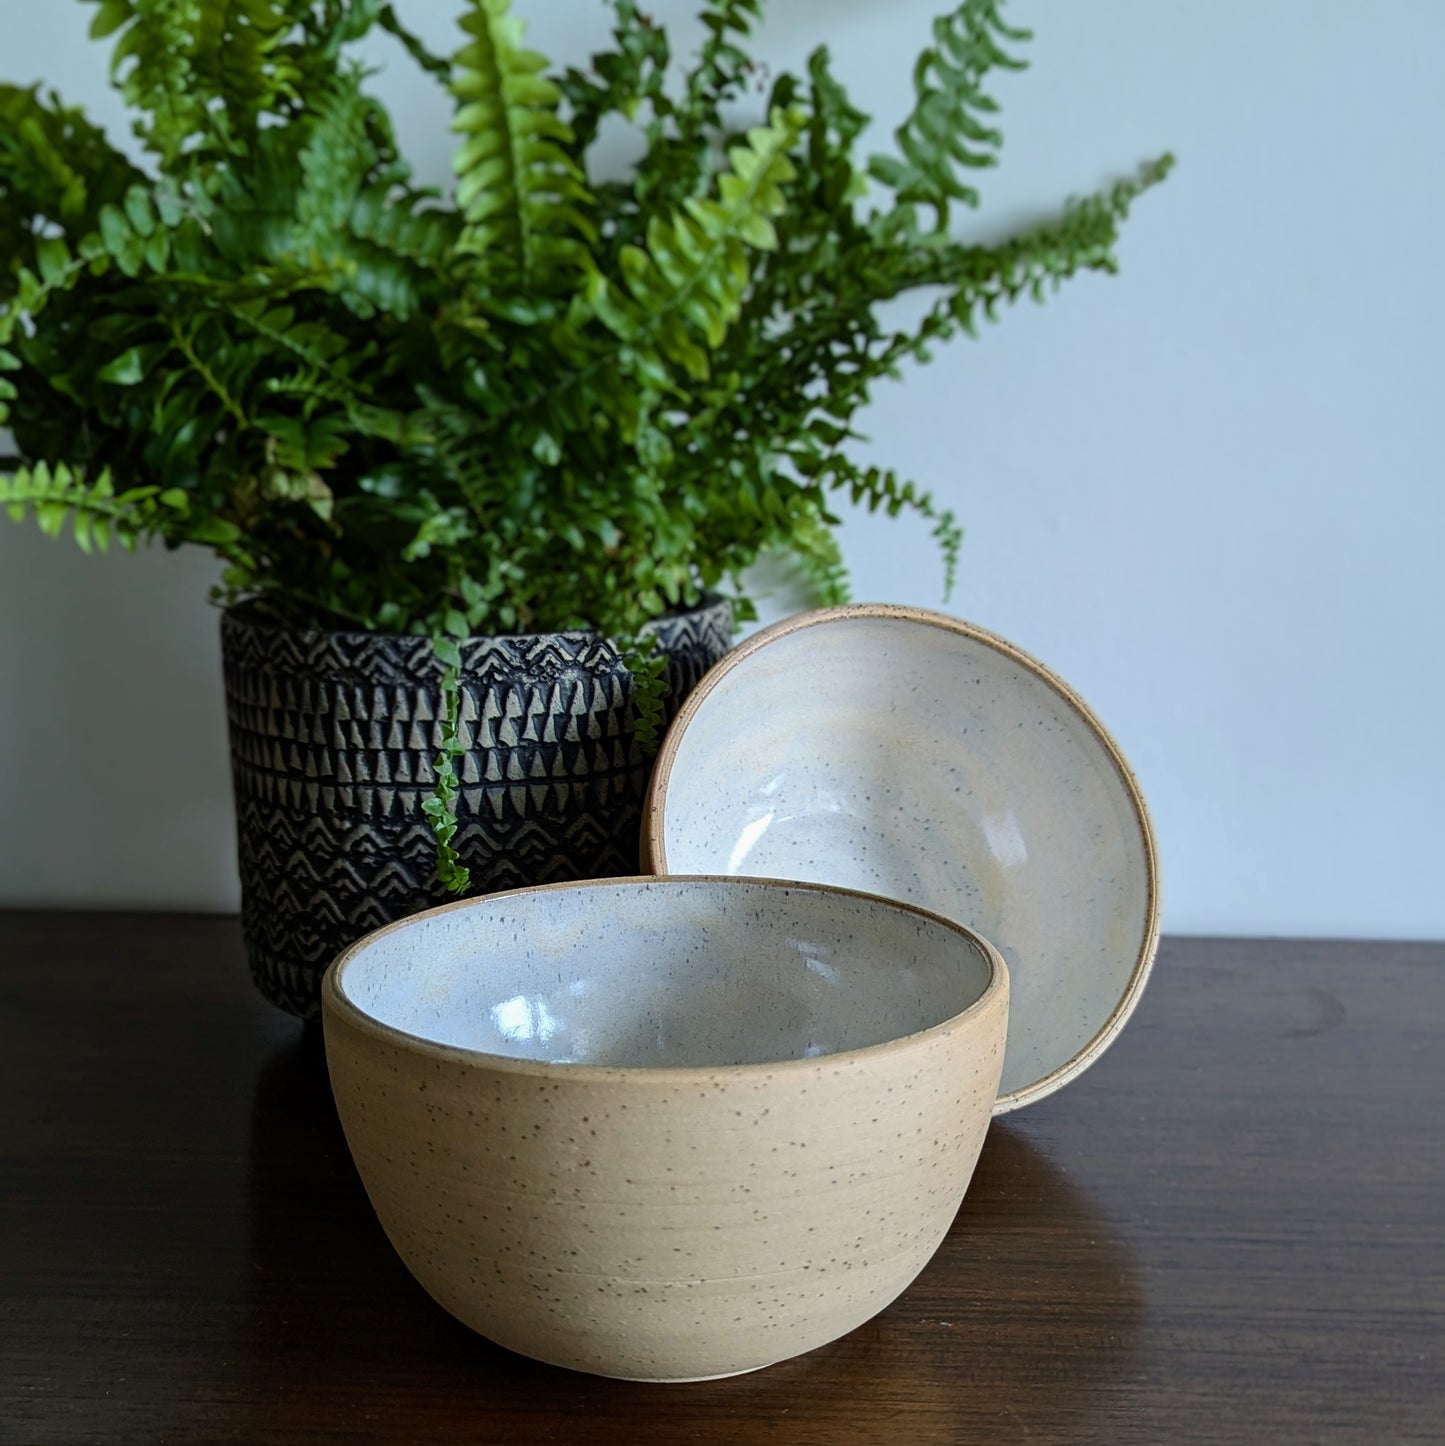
[642,604,1159,1113]
[322,876,1008,1382]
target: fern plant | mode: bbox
[0,0,1171,889]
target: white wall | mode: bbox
[1,1,1441,936]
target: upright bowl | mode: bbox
[323,876,1008,1381]
[643,605,1160,1112]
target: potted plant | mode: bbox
[0,0,1169,1017]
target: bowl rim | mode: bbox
[640,603,1162,1114]
[322,873,1008,1081]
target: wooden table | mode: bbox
[1,916,1440,1444]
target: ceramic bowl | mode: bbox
[643,605,1159,1113]
[322,875,1007,1382]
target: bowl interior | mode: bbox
[650,614,1154,1103]
[331,878,995,1069]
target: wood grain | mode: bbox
[1,916,1440,1444]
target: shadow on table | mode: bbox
[233,1038,1143,1443]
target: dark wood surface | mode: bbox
[1,916,1440,1445]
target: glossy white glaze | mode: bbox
[645,606,1159,1111]
[332,876,994,1068]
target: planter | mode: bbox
[220,597,733,1018]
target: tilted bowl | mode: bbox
[643,605,1160,1112]
[322,875,1008,1381]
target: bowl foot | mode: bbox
[603,1359,779,1384]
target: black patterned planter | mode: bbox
[221,598,733,1018]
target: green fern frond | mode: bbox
[191,0,306,143]
[803,46,870,160]
[0,84,147,243]
[589,107,802,382]
[932,508,962,599]
[0,347,19,425]
[87,0,211,168]
[787,444,960,599]
[784,503,852,607]
[742,149,1173,465]
[86,183,176,278]
[0,459,187,553]
[349,184,462,269]
[257,352,418,446]
[284,71,447,317]
[734,47,870,328]
[335,193,459,318]
[420,390,511,527]
[869,0,1028,236]
[88,0,316,164]
[219,307,358,449]
[296,70,376,238]
[451,0,596,292]
[560,0,671,154]
[883,153,1177,363]
[230,299,350,366]
[681,0,763,133]
[311,1,452,82]
[623,0,762,216]
[617,628,671,754]
[2,171,187,333]
[162,315,251,429]
[424,632,472,896]
[0,231,93,356]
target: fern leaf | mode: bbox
[681,0,763,132]
[336,184,460,318]
[0,460,185,552]
[869,0,1028,235]
[230,298,421,444]
[426,633,472,896]
[616,628,671,755]
[784,445,960,601]
[349,184,462,270]
[560,0,672,154]
[0,238,90,351]
[630,0,762,209]
[89,0,312,165]
[590,107,802,381]
[191,0,305,142]
[450,0,596,291]
[376,4,453,82]
[90,183,176,277]
[0,84,146,243]
[287,71,443,317]
[890,153,1178,356]
[91,0,211,169]
[784,502,852,608]
[295,70,376,237]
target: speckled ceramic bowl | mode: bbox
[322,876,1008,1382]
[643,605,1160,1113]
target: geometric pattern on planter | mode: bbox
[221,597,734,1019]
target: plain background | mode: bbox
[0,1,1441,937]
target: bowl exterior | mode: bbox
[323,967,1007,1381]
